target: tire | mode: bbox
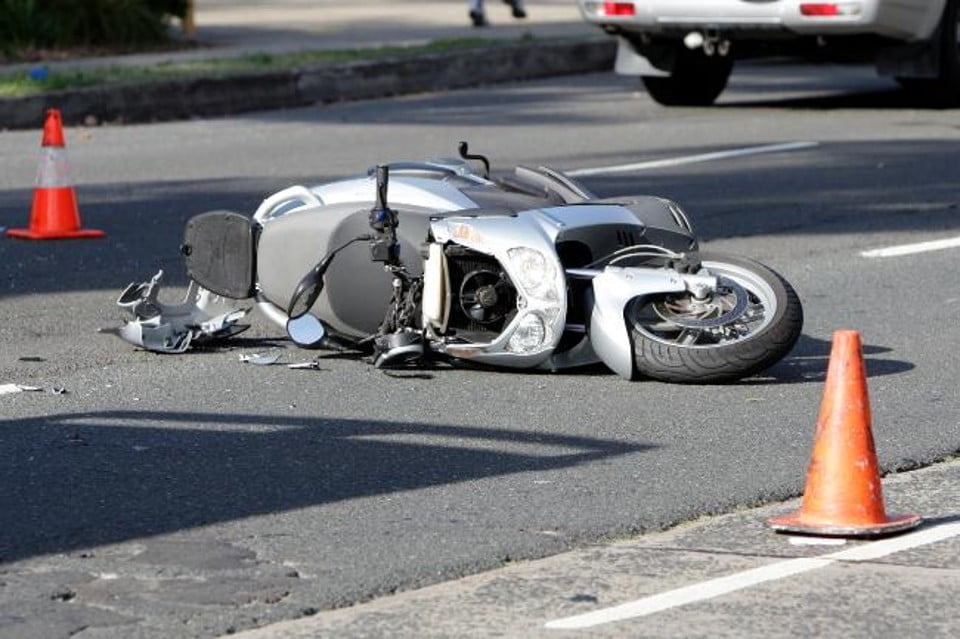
[628,252,803,383]
[896,0,960,106]
[641,45,733,106]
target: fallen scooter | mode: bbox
[106,143,803,383]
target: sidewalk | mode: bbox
[3,0,595,73]
[192,0,595,56]
[0,1,612,129]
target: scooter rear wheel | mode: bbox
[627,252,803,383]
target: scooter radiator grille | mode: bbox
[445,248,517,340]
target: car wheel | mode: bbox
[897,0,960,106]
[641,44,733,106]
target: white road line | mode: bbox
[566,141,819,177]
[544,520,960,630]
[860,235,960,258]
[789,536,847,546]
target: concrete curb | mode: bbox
[0,39,615,130]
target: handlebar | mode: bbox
[366,162,460,178]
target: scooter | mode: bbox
[106,143,803,383]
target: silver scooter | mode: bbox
[107,143,803,383]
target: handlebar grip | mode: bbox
[375,165,389,211]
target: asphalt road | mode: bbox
[1,62,959,638]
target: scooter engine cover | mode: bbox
[181,210,256,299]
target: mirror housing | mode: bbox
[287,263,325,320]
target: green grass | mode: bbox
[0,37,515,98]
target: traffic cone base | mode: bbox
[6,187,104,240]
[767,510,921,538]
[765,330,921,539]
[5,228,105,240]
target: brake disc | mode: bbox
[652,276,750,329]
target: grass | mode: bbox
[0,37,523,98]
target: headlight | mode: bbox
[507,313,549,353]
[506,247,558,302]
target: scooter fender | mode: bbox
[589,266,687,379]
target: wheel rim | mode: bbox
[628,260,779,349]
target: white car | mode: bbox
[576,0,959,105]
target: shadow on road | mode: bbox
[722,88,933,111]
[739,333,914,386]
[0,411,653,563]
[220,62,956,130]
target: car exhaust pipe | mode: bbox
[683,30,730,56]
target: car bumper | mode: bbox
[576,0,935,41]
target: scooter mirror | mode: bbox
[288,265,324,319]
[286,313,326,348]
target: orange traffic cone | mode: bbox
[767,330,921,537]
[5,109,104,240]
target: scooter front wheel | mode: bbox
[627,252,803,383]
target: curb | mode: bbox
[0,39,615,130]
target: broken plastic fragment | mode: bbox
[142,322,193,354]
[102,270,249,353]
[0,383,44,395]
[199,309,248,335]
[239,352,282,366]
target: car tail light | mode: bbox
[602,2,636,16]
[800,3,862,16]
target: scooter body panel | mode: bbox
[589,267,688,379]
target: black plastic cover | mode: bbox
[181,210,256,299]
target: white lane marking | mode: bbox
[566,141,819,177]
[545,520,960,630]
[860,236,960,258]
[545,557,832,629]
[789,536,847,547]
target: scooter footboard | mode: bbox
[181,210,257,299]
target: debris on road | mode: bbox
[0,384,43,395]
[287,361,322,370]
[101,270,250,353]
[1,384,71,395]
[237,354,323,369]
[65,433,88,447]
[239,352,283,366]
